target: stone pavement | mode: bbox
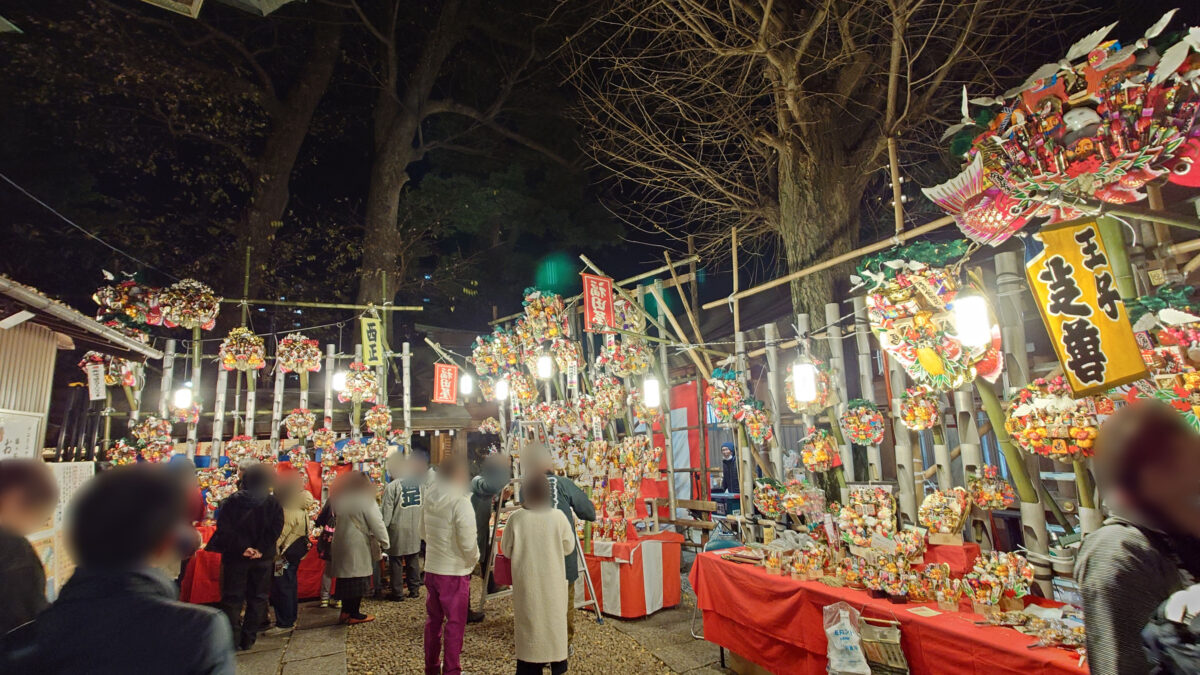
[236,601,347,675]
[606,601,728,675]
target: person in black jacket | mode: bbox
[209,463,284,650]
[0,459,58,634]
[12,465,234,674]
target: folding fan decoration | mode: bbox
[926,12,1200,245]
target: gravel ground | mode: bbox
[346,577,673,674]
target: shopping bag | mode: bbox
[823,601,871,674]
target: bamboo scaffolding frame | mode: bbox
[489,255,700,325]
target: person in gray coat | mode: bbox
[329,471,390,625]
[1076,402,1200,675]
[381,452,424,601]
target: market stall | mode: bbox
[691,551,1085,675]
[582,530,684,619]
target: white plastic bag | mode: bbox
[823,601,872,675]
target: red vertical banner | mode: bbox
[581,272,615,333]
[432,363,459,404]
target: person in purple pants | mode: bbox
[419,456,478,675]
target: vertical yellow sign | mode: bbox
[1025,220,1147,396]
[360,317,384,366]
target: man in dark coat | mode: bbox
[209,463,284,650]
[12,465,234,674]
[720,442,739,494]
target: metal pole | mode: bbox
[852,298,881,481]
[763,322,785,477]
[160,339,176,420]
[212,368,228,457]
[889,356,918,525]
[824,303,854,480]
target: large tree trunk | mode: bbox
[356,110,421,308]
[776,146,865,326]
[220,16,342,303]
[354,0,467,311]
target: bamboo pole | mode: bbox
[647,284,710,376]
[323,344,335,431]
[491,255,700,325]
[732,228,741,335]
[221,298,424,312]
[888,356,918,524]
[654,279,679,518]
[703,216,955,310]
[851,298,881,481]
[1098,216,1137,299]
[270,365,285,453]
[160,339,176,420]
[825,303,854,481]
[212,368,228,457]
[763,322,785,477]
[664,251,713,373]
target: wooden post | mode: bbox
[654,279,678,518]
[824,303,854,481]
[851,298,881,481]
[160,339,176,420]
[888,356,918,524]
[763,322,785,477]
[212,368,228,457]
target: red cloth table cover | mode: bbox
[581,531,683,618]
[690,551,1086,675]
[181,527,326,604]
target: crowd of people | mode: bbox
[0,438,595,674]
[6,400,1200,673]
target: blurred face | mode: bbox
[1136,433,1200,527]
[0,491,54,536]
[722,448,733,461]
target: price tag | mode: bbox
[85,364,106,401]
[567,361,579,398]
[592,416,603,439]
[870,533,899,554]
[512,397,522,418]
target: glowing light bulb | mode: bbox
[792,362,818,403]
[460,373,474,396]
[331,371,348,392]
[495,378,510,401]
[953,294,993,348]
[172,387,192,409]
[643,376,661,408]
[536,354,553,379]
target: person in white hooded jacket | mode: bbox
[419,456,478,675]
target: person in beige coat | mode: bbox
[329,471,389,625]
[502,473,575,675]
[268,473,314,634]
